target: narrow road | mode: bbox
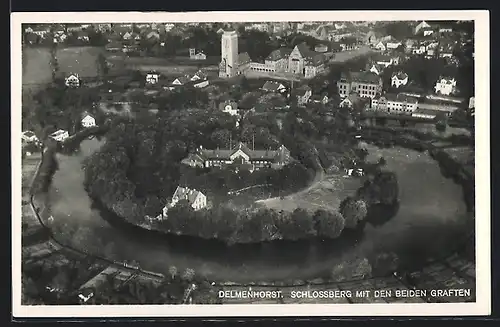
[255,157,326,205]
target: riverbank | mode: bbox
[360,127,475,213]
[38,125,475,247]
[23,130,476,301]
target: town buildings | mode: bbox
[294,85,313,106]
[262,81,287,93]
[180,142,292,172]
[340,93,363,109]
[189,48,207,60]
[391,72,409,88]
[218,31,327,79]
[264,48,292,73]
[81,113,96,128]
[411,108,440,120]
[368,64,384,76]
[164,186,207,214]
[337,71,382,99]
[65,73,81,88]
[50,130,70,142]
[371,93,419,115]
[22,131,39,143]
[146,72,160,85]
[219,100,239,116]
[434,77,457,96]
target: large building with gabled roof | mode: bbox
[218,30,327,79]
[181,142,292,172]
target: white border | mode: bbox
[12,10,490,318]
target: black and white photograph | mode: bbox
[12,10,490,317]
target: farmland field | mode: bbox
[22,47,52,87]
[56,46,104,78]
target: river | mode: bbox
[42,138,472,283]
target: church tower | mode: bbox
[219,30,239,78]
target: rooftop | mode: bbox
[378,93,419,104]
[348,71,381,84]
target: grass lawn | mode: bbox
[22,47,52,86]
[56,46,103,78]
[256,172,361,213]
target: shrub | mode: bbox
[340,197,368,229]
[313,209,345,239]
[182,268,196,282]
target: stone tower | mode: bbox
[219,30,239,78]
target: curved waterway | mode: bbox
[42,138,471,282]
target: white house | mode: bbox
[81,113,96,128]
[22,131,39,143]
[146,72,160,85]
[190,71,209,88]
[50,130,69,142]
[415,21,431,34]
[375,56,393,68]
[193,80,209,88]
[469,96,475,109]
[340,93,362,109]
[412,45,427,55]
[411,108,439,120]
[423,30,434,37]
[189,48,207,60]
[369,64,384,75]
[262,81,287,93]
[374,41,386,51]
[219,100,239,116]
[164,186,207,215]
[65,74,80,88]
[386,41,402,50]
[171,76,190,86]
[434,77,457,96]
[391,72,409,88]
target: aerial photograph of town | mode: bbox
[18,18,477,308]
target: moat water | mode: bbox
[42,138,471,282]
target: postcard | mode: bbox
[12,10,490,318]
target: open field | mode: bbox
[330,45,374,63]
[56,46,103,78]
[22,47,52,87]
[106,54,219,76]
[256,170,361,213]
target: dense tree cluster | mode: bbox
[30,84,102,135]
[154,202,349,244]
[81,107,368,244]
[381,57,460,94]
[357,171,399,206]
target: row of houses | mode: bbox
[144,70,210,90]
[22,112,97,145]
